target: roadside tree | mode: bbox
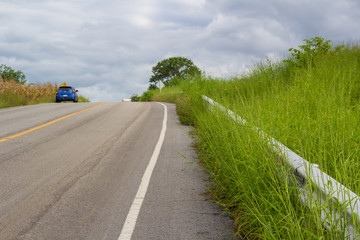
[0,64,27,84]
[149,57,201,87]
[130,94,140,102]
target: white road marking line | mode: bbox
[118,102,168,240]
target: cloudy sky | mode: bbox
[1,0,359,102]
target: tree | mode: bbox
[284,36,343,68]
[0,64,27,84]
[130,94,140,102]
[149,57,201,87]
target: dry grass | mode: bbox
[0,77,58,108]
[0,78,57,100]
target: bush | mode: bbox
[139,90,155,102]
[284,36,344,68]
[130,94,140,102]
[78,96,90,102]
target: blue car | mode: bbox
[56,86,78,103]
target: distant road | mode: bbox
[0,102,234,239]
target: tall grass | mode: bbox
[171,44,360,238]
[0,79,58,108]
[77,95,90,103]
[0,79,90,108]
[140,86,183,103]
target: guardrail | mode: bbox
[202,95,360,239]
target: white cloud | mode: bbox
[0,0,359,101]
[78,83,127,102]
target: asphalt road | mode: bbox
[0,102,234,240]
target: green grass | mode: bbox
[196,46,360,194]
[150,86,182,103]
[0,92,56,108]
[140,86,183,103]
[0,92,27,108]
[78,95,90,102]
[162,43,360,239]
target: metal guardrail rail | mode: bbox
[203,95,360,239]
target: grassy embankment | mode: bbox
[139,85,182,103]
[0,79,89,108]
[148,42,360,239]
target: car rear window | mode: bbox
[59,87,72,91]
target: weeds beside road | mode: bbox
[0,79,57,108]
[147,40,360,239]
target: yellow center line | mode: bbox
[0,102,105,143]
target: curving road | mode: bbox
[0,102,234,239]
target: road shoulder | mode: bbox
[132,103,235,239]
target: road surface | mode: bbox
[0,102,234,239]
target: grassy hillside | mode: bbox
[140,85,183,103]
[154,39,360,239]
